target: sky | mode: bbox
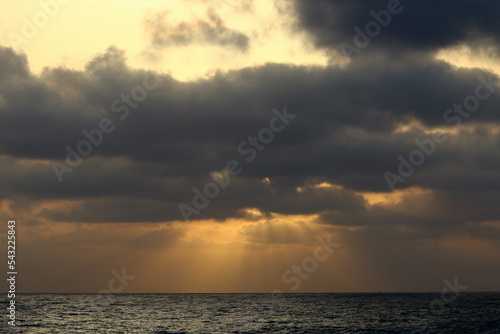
[0,0,499,293]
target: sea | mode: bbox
[1,292,499,333]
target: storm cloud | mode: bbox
[292,0,500,55]
[0,40,498,235]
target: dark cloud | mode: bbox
[318,189,500,241]
[292,0,500,55]
[144,9,249,51]
[0,41,499,240]
[0,47,30,78]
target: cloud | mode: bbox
[318,188,500,242]
[291,0,500,56]
[144,9,250,51]
[0,42,498,246]
[187,0,255,14]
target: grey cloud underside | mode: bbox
[144,10,249,51]
[0,40,499,238]
[292,0,500,54]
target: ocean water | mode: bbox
[1,293,499,333]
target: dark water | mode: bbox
[1,293,499,333]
